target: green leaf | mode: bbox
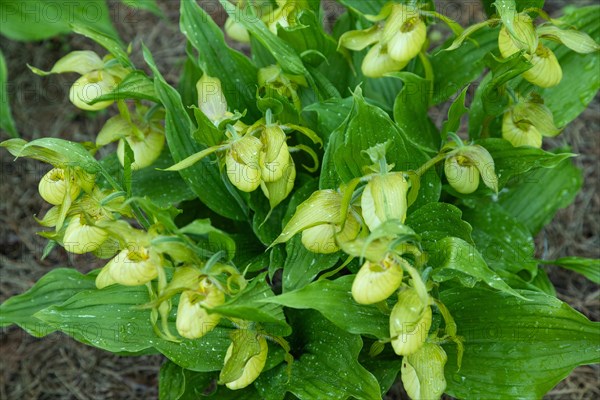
[34,284,160,353]
[391,72,440,152]
[261,276,388,339]
[89,70,159,104]
[159,360,187,400]
[477,138,574,188]
[218,0,306,76]
[100,151,195,208]
[359,346,403,395]
[32,277,231,371]
[442,85,469,138]
[178,219,236,260]
[0,0,118,42]
[0,268,97,336]
[211,273,291,336]
[468,52,533,139]
[405,202,473,244]
[335,0,388,15]
[321,89,441,208]
[539,257,600,284]
[441,287,600,399]
[70,23,133,69]
[497,158,583,234]
[180,0,259,118]
[481,0,545,17]
[430,237,525,298]
[462,201,537,277]
[254,310,382,400]
[142,45,248,221]
[121,0,163,17]
[431,26,500,104]
[303,97,353,143]
[2,137,100,173]
[283,236,340,292]
[0,49,17,137]
[537,6,600,127]
[159,360,265,400]
[277,10,338,68]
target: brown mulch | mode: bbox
[1,1,598,399]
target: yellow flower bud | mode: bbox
[96,246,160,289]
[197,74,229,123]
[502,111,543,148]
[362,43,409,78]
[444,155,480,194]
[401,343,448,400]
[390,288,432,356]
[352,254,403,304]
[117,126,165,170]
[69,70,118,111]
[361,172,409,231]
[222,334,268,390]
[259,125,290,183]
[176,279,225,339]
[62,214,108,254]
[38,168,81,205]
[225,16,250,43]
[226,135,263,192]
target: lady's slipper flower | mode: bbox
[443,155,480,194]
[260,155,296,210]
[362,43,409,78]
[361,172,409,231]
[401,343,448,400]
[38,168,81,205]
[176,278,225,339]
[272,189,361,253]
[96,246,160,289]
[390,288,432,356]
[301,211,361,254]
[499,23,562,88]
[116,126,165,170]
[382,4,427,64]
[197,74,231,125]
[259,124,290,183]
[352,254,404,304]
[225,16,251,43]
[30,50,129,110]
[220,332,268,390]
[502,96,560,148]
[62,214,108,254]
[97,109,166,170]
[444,145,498,194]
[226,135,264,192]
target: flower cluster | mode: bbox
[224,0,304,42]
[168,72,321,210]
[339,4,427,77]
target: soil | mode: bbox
[1,1,598,399]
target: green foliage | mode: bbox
[1,1,599,399]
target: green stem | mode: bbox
[414,153,447,177]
